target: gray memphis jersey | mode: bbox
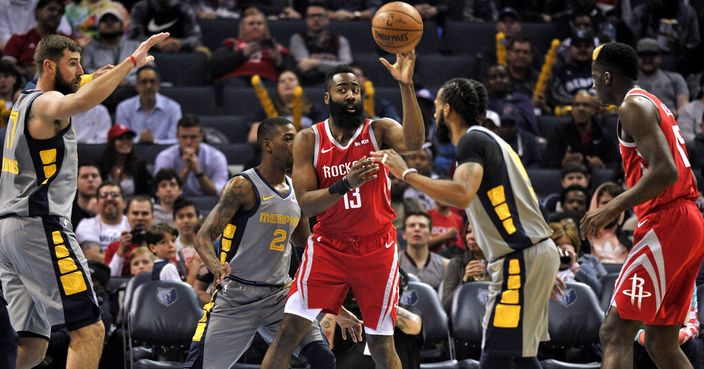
[0,91,77,219]
[457,126,552,262]
[218,168,301,285]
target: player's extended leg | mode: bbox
[366,334,401,369]
[600,308,643,369]
[643,325,693,369]
[66,320,105,369]
[260,313,317,369]
[16,336,48,369]
[0,299,18,369]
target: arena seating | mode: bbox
[451,282,488,364]
[199,115,250,143]
[161,87,219,115]
[599,273,619,313]
[153,53,210,87]
[406,281,457,366]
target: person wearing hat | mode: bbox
[636,37,689,114]
[97,124,153,198]
[81,4,141,86]
[546,29,595,109]
[496,7,522,39]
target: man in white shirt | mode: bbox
[75,181,130,250]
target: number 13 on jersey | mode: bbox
[343,188,362,209]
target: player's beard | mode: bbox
[435,114,451,144]
[54,72,79,95]
[329,99,364,130]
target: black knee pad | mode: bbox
[301,340,336,369]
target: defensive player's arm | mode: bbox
[32,33,169,125]
[606,96,678,212]
[292,129,378,216]
[396,306,422,335]
[290,216,311,249]
[194,176,256,278]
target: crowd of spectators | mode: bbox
[2,0,704,368]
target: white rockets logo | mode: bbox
[622,273,651,310]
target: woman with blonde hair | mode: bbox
[586,181,630,264]
[549,219,607,295]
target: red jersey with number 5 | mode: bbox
[311,119,395,238]
[618,87,698,218]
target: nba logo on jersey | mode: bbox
[157,287,178,306]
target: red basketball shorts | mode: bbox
[612,200,704,325]
[288,225,399,332]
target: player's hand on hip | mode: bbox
[371,149,407,179]
[211,262,232,286]
[346,156,379,188]
[579,204,618,240]
[379,49,416,85]
[130,32,170,67]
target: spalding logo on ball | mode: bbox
[371,2,423,54]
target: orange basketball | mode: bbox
[371,2,423,54]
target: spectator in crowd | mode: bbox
[403,144,438,212]
[350,63,401,122]
[553,0,633,44]
[152,168,183,225]
[324,0,380,20]
[586,182,630,265]
[550,184,589,225]
[65,0,130,45]
[486,63,538,135]
[187,0,240,20]
[544,90,618,169]
[248,70,327,143]
[543,161,591,212]
[0,0,72,50]
[173,196,199,252]
[71,104,112,144]
[555,11,602,66]
[145,223,183,281]
[129,0,205,53]
[549,219,606,296]
[496,7,522,39]
[405,0,449,21]
[128,246,155,275]
[81,5,140,85]
[154,115,229,196]
[72,162,103,227]
[678,74,704,149]
[98,124,153,198]
[441,222,488,314]
[428,201,465,257]
[76,181,131,250]
[485,110,541,168]
[80,240,104,264]
[211,7,288,87]
[505,37,539,98]
[633,284,704,369]
[290,2,353,86]
[636,37,689,113]
[630,0,700,56]
[399,211,449,290]
[115,65,182,144]
[104,195,154,276]
[2,0,67,80]
[449,0,496,22]
[236,0,302,18]
[546,29,595,110]
[0,61,23,112]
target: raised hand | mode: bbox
[345,156,379,189]
[379,49,416,85]
[130,32,170,68]
[370,149,408,180]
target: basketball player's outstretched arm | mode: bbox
[292,129,379,216]
[194,176,256,284]
[370,149,482,209]
[32,33,169,126]
[580,96,678,239]
[377,50,425,153]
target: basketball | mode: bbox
[371,2,423,54]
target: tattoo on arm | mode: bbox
[200,178,247,243]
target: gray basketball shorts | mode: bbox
[0,216,100,338]
[482,239,560,357]
[185,278,324,369]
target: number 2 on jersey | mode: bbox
[270,229,287,252]
[343,188,362,209]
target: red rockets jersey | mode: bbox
[619,87,698,218]
[311,119,396,238]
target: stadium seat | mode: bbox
[153,53,209,87]
[416,55,477,88]
[602,263,623,274]
[520,23,562,55]
[222,87,263,115]
[199,115,250,143]
[188,196,218,216]
[457,359,480,369]
[546,282,603,361]
[406,281,458,366]
[374,87,403,114]
[527,168,562,201]
[599,273,619,313]
[451,282,490,360]
[354,54,400,87]
[161,87,219,115]
[417,21,441,55]
[442,22,495,55]
[591,168,616,188]
[539,359,600,369]
[269,20,306,47]
[199,18,239,51]
[78,144,106,163]
[214,143,255,167]
[536,115,570,139]
[127,280,202,368]
[329,21,379,54]
[134,144,171,167]
[120,272,153,324]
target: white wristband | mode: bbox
[401,168,418,182]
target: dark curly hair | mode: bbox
[593,42,639,81]
[439,78,483,127]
